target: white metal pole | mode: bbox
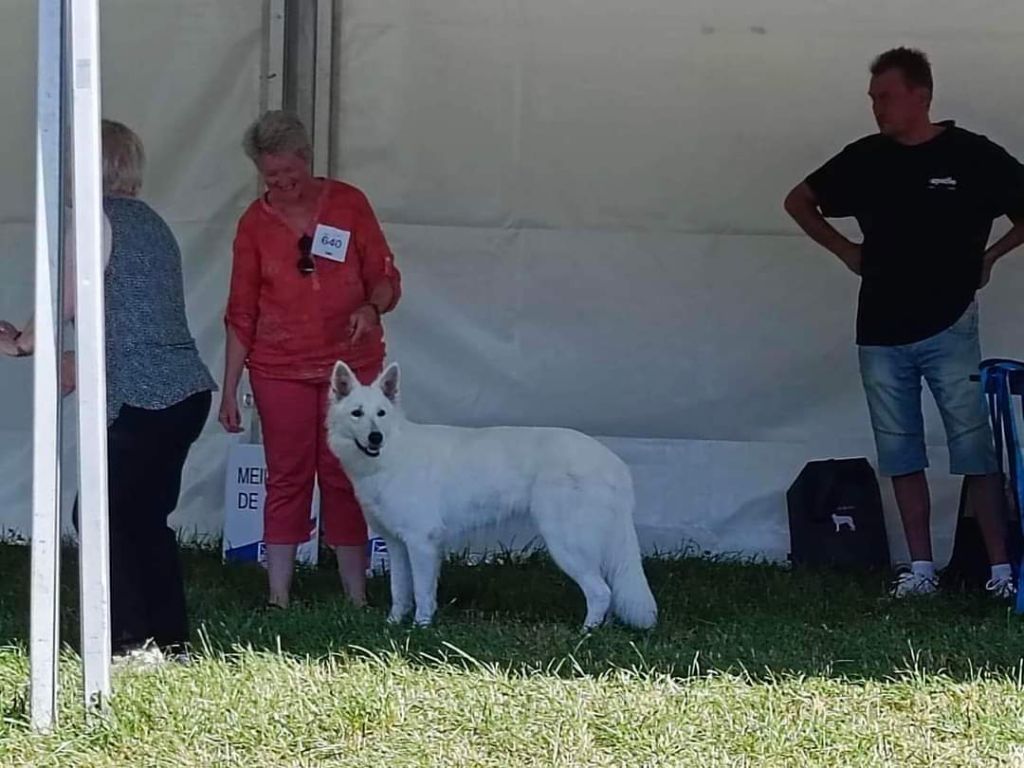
[311,0,333,177]
[263,0,286,112]
[68,0,111,712]
[29,0,67,733]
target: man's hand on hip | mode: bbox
[980,256,995,289]
[837,242,863,276]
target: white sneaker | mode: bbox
[985,575,1018,600]
[112,641,166,671]
[890,571,939,598]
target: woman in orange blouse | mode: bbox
[221,111,401,608]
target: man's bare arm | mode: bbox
[784,182,862,275]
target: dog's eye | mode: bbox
[351,408,364,418]
[377,409,386,418]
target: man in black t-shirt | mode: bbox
[784,47,1024,599]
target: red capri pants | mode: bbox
[250,364,379,547]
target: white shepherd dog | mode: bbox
[325,361,657,631]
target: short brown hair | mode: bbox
[242,110,312,163]
[870,47,933,94]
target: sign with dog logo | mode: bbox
[366,532,390,576]
[223,443,319,567]
[311,223,350,263]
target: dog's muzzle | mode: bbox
[356,431,383,458]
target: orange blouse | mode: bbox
[225,180,401,381]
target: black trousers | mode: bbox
[76,390,211,653]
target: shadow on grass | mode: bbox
[2,543,1022,683]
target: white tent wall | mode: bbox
[0,0,264,540]
[0,1,1021,567]
[332,1,1024,564]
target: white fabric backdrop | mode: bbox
[0,0,262,540]
[1,1,1022,567]
[331,0,1024,564]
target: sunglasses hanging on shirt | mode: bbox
[297,234,315,275]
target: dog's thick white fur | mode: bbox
[325,361,658,631]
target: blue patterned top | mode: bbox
[103,196,216,424]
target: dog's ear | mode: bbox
[330,360,358,401]
[377,362,400,403]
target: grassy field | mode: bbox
[1,543,1023,767]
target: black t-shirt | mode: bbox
[806,121,1024,346]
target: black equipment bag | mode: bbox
[787,457,890,570]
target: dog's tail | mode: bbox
[605,518,657,629]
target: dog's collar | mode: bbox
[355,439,380,458]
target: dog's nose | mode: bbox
[368,431,383,447]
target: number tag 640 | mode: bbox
[311,224,350,263]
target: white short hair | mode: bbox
[101,119,145,196]
[242,110,312,163]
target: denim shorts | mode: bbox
[857,302,998,477]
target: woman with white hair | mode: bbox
[220,110,401,609]
[0,120,216,661]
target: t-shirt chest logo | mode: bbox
[927,175,958,191]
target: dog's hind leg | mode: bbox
[406,540,442,627]
[384,537,414,625]
[542,538,612,631]
[533,486,613,630]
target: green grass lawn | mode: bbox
[1,543,1023,767]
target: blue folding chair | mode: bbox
[977,359,1024,614]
